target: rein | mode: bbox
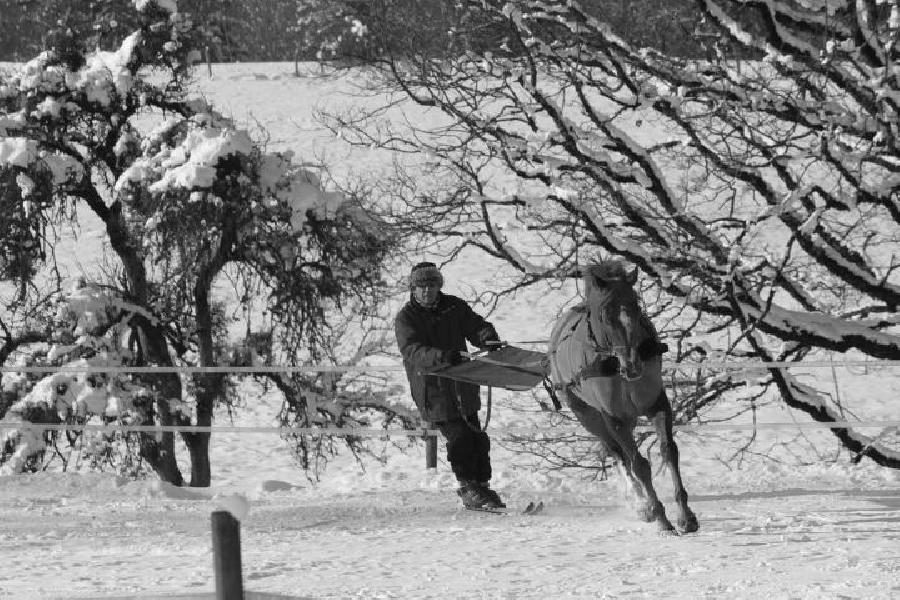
[581,305,646,382]
[584,309,637,359]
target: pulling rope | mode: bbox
[451,379,491,433]
[541,376,563,411]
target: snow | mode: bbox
[1,62,899,599]
[42,152,85,185]
[134,0,177,15]
[77,32,142,106]
[2,415,899,599]
[0,136,37,167]
[145,128,254,193]
[213,493,251,522]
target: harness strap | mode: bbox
[541,376,562,411]
[451,379,490,433]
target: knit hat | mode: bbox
[409,262,444,289]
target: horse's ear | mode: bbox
[627,268,638,285]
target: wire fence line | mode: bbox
[1,359,899,375]
[2,421,898,436]
[2,361,897,436]
[0,365,404,375]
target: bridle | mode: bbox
[584,305,645,382]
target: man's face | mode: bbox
[412,282,441,307]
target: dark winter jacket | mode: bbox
[395,293,500,423]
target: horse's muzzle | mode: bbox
[618,348,644,382]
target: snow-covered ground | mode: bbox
[2,410,899,599]
[1,62,899,599]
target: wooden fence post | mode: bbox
[211,510,244,600]
[425,421,437,469]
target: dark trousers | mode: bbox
[436,414,491,483]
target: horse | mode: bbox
[547,261,698,534]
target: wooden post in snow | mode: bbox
[425,421,437,469]
[211,510,244,600]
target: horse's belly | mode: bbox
[549,309,665,419]
[577,377,636,419]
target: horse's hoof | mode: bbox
[636,505,656,522]
[658,528,679,537]
[657,521,678,536]
[679,516,699,534]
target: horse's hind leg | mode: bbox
[605,415,676,534]
[651,391,698,533]
[614,461,647,506]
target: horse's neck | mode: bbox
[636,311,658,341]
[584,303,656,348]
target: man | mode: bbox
[394,261,506,509]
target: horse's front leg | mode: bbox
[606,416,676,534]
[651,392,698,533]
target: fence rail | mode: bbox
[1,359,899,375]
[2,421,898,435]
[2,361,898,437]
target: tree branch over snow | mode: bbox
[0,2,404,483]
[320,0,900,466]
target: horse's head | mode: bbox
[584,261,647,381]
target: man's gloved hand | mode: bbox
[444,349,465,365]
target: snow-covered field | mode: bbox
[2,433,900,600]
[1,62,899,600]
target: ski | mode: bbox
[465,500,544,516]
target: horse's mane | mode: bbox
[584,261,629,290]
[583,261,634,311]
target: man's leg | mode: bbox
[462,414,492,478]
[458,414,505,507]
[437,416,480,482]
[465,415,505,507]
[437,416,497,508]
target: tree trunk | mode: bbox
[187,281,223,487]
[91,192,186,486]
[133,318,185,487]
[187,392,213,486]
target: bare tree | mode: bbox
[319,0,900,468]
[0,1,410,484]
